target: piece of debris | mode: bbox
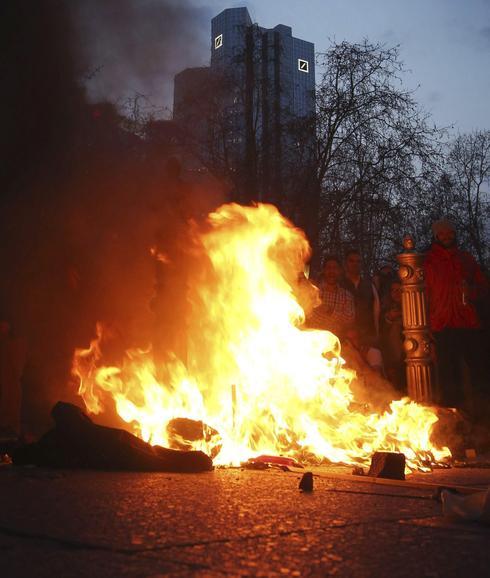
[368,451,406,480]
[246,455,303,469]
[453,460,490,469]
[441,488,490,524]
[352,466,365,476]
[241,460,270,470]
[12,402,213,473]
[166,417,222,459]
[299,471,314,492]
[1,453,12,465]
[432,486,454,502]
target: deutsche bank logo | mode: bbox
[298,59,309,73]
[214,34,223,49]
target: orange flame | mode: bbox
[73,203,450,470]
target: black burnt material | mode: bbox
[368,451,406,480]
[299,471,314,492]
[12,402,213,472]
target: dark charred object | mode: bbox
[368,451,406,480]
[12,402,213,472]
[299,471,314,492]
[0,429,21,455]
[430,407,472,459]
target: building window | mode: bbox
[214,34,223,49]
[298,59,309,73]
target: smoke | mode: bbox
[0,0,223,436]
[70,0,212,115]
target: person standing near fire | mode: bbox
[307,256,355,339]
[424,219,489,413]
[340,249,381,346]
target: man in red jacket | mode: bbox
[424,219,489,410]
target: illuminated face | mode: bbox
[323,260,341,285]
[345,253,362,277]
[436,227,456,248]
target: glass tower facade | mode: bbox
[211,9,315,118]
[175,7,316,216]
[211,8,315,211]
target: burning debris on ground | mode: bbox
[367,452,406,481]
[1,189,485,477]
[12,402,212,473]
[166,417,222,459]
[69,203,454,472]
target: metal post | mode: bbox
[396,235,434,402]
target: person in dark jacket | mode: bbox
[424,219,489,411]
[341,250,380,346]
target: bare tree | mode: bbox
[404,131,490,269]
[313,40,444,271]
[445,131,490,267]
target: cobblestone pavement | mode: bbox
[0,465,489,577]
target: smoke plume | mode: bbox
[0,0,220,435]
[70,0,211,114]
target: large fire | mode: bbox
[73,203,450,470]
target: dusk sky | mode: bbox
[198,0,490,133]
[79,0,490,134]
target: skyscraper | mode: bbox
[211,8,315,117]
[174,7,316,220]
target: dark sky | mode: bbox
[76,0,489,132]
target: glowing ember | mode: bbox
[73,203,450,470]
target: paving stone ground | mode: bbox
[0,465,489,577]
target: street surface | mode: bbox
[0,465,489,577]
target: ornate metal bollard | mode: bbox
[396,236,434,402]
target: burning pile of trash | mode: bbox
[65,203,450,472]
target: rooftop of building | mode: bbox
[212,6,313,48]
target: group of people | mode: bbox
[306,219,490,418]
[306,250,402,389]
